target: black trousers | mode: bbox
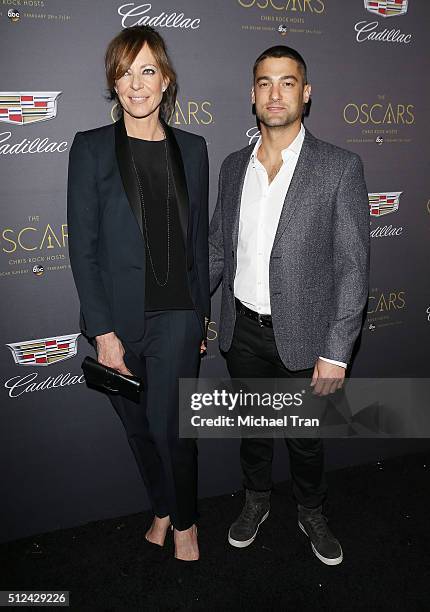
[226,312,327,509]
[108,310,202,530]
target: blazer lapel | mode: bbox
[272,129,316,248]
[232,145,254,252]
[114,116,143,235]
[162,120,189,247]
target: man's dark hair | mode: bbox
[253,45,308,84]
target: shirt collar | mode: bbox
[251,123,305,163]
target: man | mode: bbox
[209,46,369,565]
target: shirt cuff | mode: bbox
[319,356,347,369]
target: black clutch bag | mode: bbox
[81,356,142,403]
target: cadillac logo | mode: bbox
[364,0,408,18]
[0,92,62,125]
[6,333,80,366]
[368,192,402,217]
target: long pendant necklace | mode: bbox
[129,130,170,287]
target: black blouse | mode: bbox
[128,136,193,311]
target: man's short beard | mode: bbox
[256,110,300,129]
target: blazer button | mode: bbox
[188,262,193,271]
[228,284,232,292]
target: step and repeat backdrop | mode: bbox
[1,0,429,542]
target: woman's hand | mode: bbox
[200,339,207,355]
[95,332,133,375]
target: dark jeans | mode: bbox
[108,309,202,530]
[226,311,327,509]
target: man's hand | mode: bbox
[310,358,345,396]
[95,331,132,376]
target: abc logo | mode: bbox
[32,264,44,276]
[8,9,20,22]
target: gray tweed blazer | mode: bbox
[209,128,370,370]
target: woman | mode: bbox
[67,26,209,561]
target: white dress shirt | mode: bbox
[234,124,346,369]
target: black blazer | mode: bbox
[67,116,210,341]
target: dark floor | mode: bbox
[1,452,430,611]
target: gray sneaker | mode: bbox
[228,489,270,548]
[298,504,343,565]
